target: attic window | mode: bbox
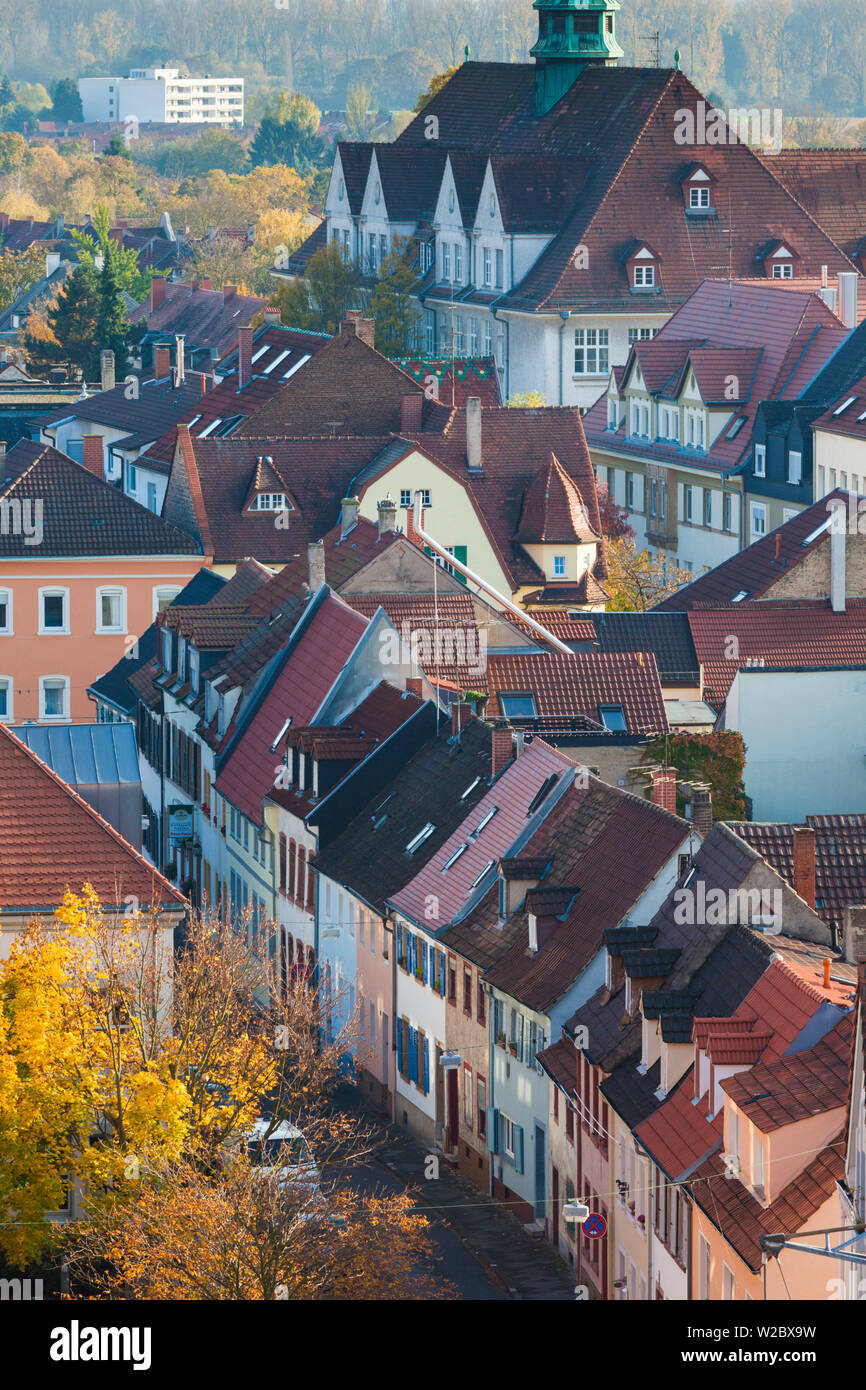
[283,353,311,380]
[270,717,292,753]
[442,843,468,871]
[731,590,749,602]
[338,177,345,200]
[461,776,482,799]
[527,773,560,817]
[198,418,224,438]
[470,807,498,837]
[689,187,710,209]
[471,859,496,889]
[253,493,290,511]
[500,692,537,719]
[406,822,435,854]
[263,349,291,374]
[726,416,746,440]
[599,704,627,731]
[833,397,857,416]
[634,264,655,288]
[772,263,793,279]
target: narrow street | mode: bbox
[337,1091,577,1301]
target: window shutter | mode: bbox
[421,940,428,984]
[486,1107,500,1153]
[529,1020,537,1065]
[423,1036,430,1093]
[515,1125,525,1175]
[397,1020,404,1076]
[517,1013,524,1062]
[408,1026,418,1082]
[439,951,446,994]
[396,922,403,962]
[416,1029,425,1092]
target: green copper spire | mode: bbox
[532,0,624,114]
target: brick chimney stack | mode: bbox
[154,344,171,378]
[343,312,375,347]
[651,768,677,813]
[842,904,866,964]
[792,825,816,909]
[401,394,423,433]
[466,396,482,472]
[237,325,253,391]
[340,496,360,539]
[691,785,713,837]
[82,434,104,479]
[405,677,423,698]
[451,702,471,737]
[150,276,167,311]
[100,350,115,393]
[307,540,325,593]
[491,727,514,776]
[377,493,397,537]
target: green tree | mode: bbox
[277,240,365,334]
[105,132,131,159]
[72,201,154,302]
[96,244,132,375]
[0,73,14,112]
[51,77,83,123]
[345,84,374,141]
[248,92,327,174]
[22,263,99,377]
[370,237,420,357]
[0,131,31,175]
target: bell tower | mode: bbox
[531,0,624,114]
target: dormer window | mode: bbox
[689,186,710,209]
[681,164,717,214]
[634,264,654,287]
[762,239,800,280]
[448,187,455,214]
[252,493,290,511]
[626,243,661,292]
[754,444,766,477]
[772,262,793,279]
[161,628,172,673]
[177,636,187,684]
[189,646,200,696]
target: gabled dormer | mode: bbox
[242,456,294,518]
[624,241,661,293]
[679,162,717,215]
[759,237,801,280]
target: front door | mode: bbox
[534,1124,546,1220]
[447,1068,459,1151]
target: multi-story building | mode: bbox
[79,68,244,126]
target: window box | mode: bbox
[508,1042,518,1057]
[398,955,407,969]
[497,1032,506,1048]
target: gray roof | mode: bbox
[9,721,140,785]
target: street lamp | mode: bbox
[563,1201,590,1224]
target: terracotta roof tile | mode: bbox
[486,650,668,733]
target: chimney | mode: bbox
[792,824,816,909]
[307,540,325,593]
[82,434,104,478]
[154,344,171,379]
[838,272,859,330]
[406,677,423,698]
[0,440,6,474]
[821,265,828,288]
[340,495,360,538]
[45,251,61,277]
[491,727,514,777]
[263,305,281,326]
[466,396,482,471]
[842,904,866,964]
[100,349,115,393]
[528,912,539,955]
[691,785,713,837]
[150,276,167,311]
[222,284,237,302]
[377,492,397,537]
[651,768,677,813]
[343,312,375,347]
[199,277,213,292]
[451,701,471,737]
[406,500,424,544]
[237,325,253,391]
[174,334,186,386]
[774,533,781,562]
[401,394,423,433]
[199,372,210,396]
[831,509,846,613]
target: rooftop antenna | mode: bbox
[642,32,660,68]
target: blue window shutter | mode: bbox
[397,1021,403,1074]
[515,1125,525,1175]
[397,922,403,962]
[421,940,428,984]
[517,1014,524,1063]
[423,1037,429,1093]
[439,951,446,994]
[486,1107,499,1154]
[408,1027,417,1082]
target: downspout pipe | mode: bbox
[411,492,574,655]
[559,311,572,405]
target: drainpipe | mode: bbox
[383,908,398,1126]
[411,492,574,654]
[559,311,572,405]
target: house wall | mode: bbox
[444,954,491,1189]
[548,1077,579,1270]
[724,668,866,820]
[355,898,395,1116]
[0,555,202,723]
[609,1111,651,1300]
[691,1189,841,1300]
[814,430,866,498]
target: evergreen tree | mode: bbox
[22,264,98,378]
[51,77,83,123]
[95,246,132,376]
[248,92,327,174]
[369,239,420,358]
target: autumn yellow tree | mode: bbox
[604,538,693,611]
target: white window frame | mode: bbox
[754,443,766,477]
[787,450,802,485]
[39,675,70,721]
[153,586,181,618]
[574,328,609,376]
[96,586,126,634]
[501,1113,515,1161]
[634,264,655,287]
[750,502,767,539]
[38,587,70,635]
[772,262,793,279]
[684,485,693,522]
[482,246,492,287]
[553,554,566,577]
[0,674,12,721]
[689,185,711,208]
[0,588,11,634]
[442,242,451,281]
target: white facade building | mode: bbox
[79,68,244,125]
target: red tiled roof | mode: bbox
[389,739,575,929]
[517,610,597,643]
[341,591,488,692]
[486,650,668,733]
[516,451,599,545]
[536,1037,578,1093]
[722,1015,852,1132]
[213,594,369,822]
[128,281,268,358]
[655,490,851,611]
[687,600,866,708]
[811,371,866,440]
[761,151,866,262]
[727,815,866,933]
[0,724,184,912]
